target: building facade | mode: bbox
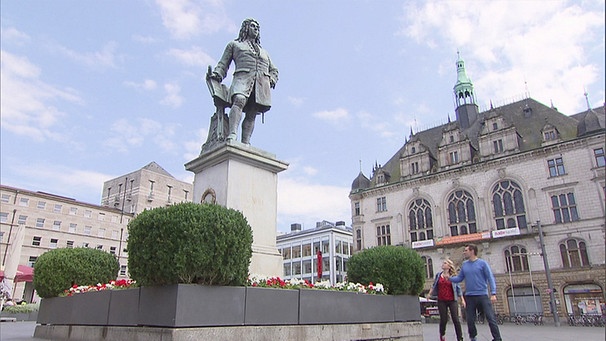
[0,161,193,301]
[349,54,605,318]
[0,185,132,302]
[277,221,354,285]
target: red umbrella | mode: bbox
[317,250,323,280]
[0,265,34,283]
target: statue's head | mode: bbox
[237,18,261,44]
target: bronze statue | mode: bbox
[207,18,279,146]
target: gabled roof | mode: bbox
[353,98,603,192]
[142,161,174,178]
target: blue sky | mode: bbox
[1,0,604,233]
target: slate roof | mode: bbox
[351,98,605,192]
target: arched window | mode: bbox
[492,180,527,230]
[447,190,476,236]
[409,199,434,242]
[504,245,529,272]
[560,239,590,268]
[421,256,434,279]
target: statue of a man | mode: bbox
[211,18,279,144]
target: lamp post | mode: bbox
[535,220,560,327]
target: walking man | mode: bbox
[444,244,502,341]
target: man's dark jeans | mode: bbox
[464,295,502,341]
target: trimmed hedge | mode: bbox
[127,202,253,287]
[346,245,424,295]
[33,248,119,298]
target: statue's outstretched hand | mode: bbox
[210,71,222,82]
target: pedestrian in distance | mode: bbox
[428,259,465,341]
[444,244,502,341]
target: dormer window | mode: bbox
[492,122,498,131]
[544,131,556,141]
[449,135,454,143]
[377,174,385,184]
[411,147,416,154]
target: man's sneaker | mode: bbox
[440,336,445,341]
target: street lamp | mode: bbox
[534,220,560,327]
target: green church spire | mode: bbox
[453,51,476,107]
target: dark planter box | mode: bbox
[70,290,111,325]
[108,288,140,326]
[38,296,74,325]
[36,285,421,327]
[244,286,299,325]
[394,295,422,322]
[299,289,395,324]
[138,284,246,327]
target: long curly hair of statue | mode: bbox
[236,18,261,44]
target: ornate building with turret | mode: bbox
[349,54,605,319]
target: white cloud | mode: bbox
[104,117,179,153]
[277,177,350,232]
[287,96,305,106]
[357,111,396,138]
[312,107,349,124]
[53,41,121,69]
[155,0,234,40]
[183,128,208,162]
[400,0,605,114]
[160,82,184,108]
[1,27,30,44]
[132,34,158,44]
[0,50,82,141]
[167,47,215,67]
[124,79,158,91]
[6,162,112,205]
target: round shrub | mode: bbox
[346,245,424,295]
[127,202,253,287]
[33,247,119,298]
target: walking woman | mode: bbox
[428,259,465,341]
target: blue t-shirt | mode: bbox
[449,258,497,296]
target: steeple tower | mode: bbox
[453,52,479,129]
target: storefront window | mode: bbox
[563,284,604,315]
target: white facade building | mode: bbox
[277,221,354,285]
[349,55,605,318]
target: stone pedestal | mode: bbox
[185,140,288,277]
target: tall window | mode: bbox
[409,199,433,242]
[50,239,58,249]
[493,139,504,153]
[449,151,459,164]
[560,239,589,268]
[551,192,579,223]
[52,221,61,231]
[36,218,44,228]
[355,229,362,250]
[447,190,477,236]
[0,212,7,223]
[376,224,391,246]
[411,162,420,174]
[28,256,37,267]
[53,204,62,213]
[492,180,527,230]
[19,198,29,207]
[354,202,360,216]
[421,256,434,279]
[594,148,605,167]
[504,245,529,272]
[17,215,27,225]
[376,197,387,212]
[37,201,46,209]
[547,157,565,177]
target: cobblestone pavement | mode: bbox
[1,320,605,341]
[422,321,605,341]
